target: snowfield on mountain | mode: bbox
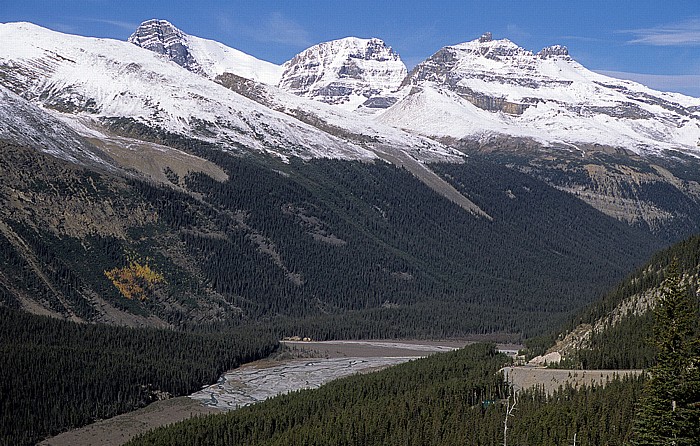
[378,33,700,156]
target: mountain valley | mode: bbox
[2,19,700,333]
[1,17,700,445]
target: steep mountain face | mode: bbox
[128,19,202,74]
[279,37,407,111]
[0,85,114,168]
[378,32,700,238]
[128,19,283,84]
[0,21,696,336]
[543,234,700,369]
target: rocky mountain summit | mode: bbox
[128,19,202,73]
[385,32,700,155]
[279,37,407,111]
[128,19,283,84]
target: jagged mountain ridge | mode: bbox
[379,32,700,156]
[0,21,480,218]
[128,20,407,112]
[124,20,700,158]
[127,19,284,85]
[0,22,463,165]
[0,22,361,160]
[278,37,407,111]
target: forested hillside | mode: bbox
[128,343,644,446]
[536,234,700,369]
[0,306,277,446]
[0,139,663,338]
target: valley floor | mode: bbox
[38,397,219,446]
[42,340,641,446]
[39,339,471,445]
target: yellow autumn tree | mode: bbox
[104,256,165,301]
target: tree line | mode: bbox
[0,306,278,446]
[127,343,645,446]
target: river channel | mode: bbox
[189,339,471,410]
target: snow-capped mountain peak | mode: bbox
[278,36,407,111]
[128,19,283,85]
[450,33,532,57]
[128,19,201,73]
[381,33,700,156]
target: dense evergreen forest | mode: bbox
[1,139,663,339]
[128,344,644,446]
[530,234,700,369]
[142,151,660,337]
[126,238,700,446]
[0,306,278,446]
[1,137,691,445]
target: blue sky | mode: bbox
[2,0,699,96]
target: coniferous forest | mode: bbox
[128,234,700,446]
[0,138,697,445]
[546,234,700,370]
[127,344,645,446]
[0,140,662,339]
[0,306,277,446]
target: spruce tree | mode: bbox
[630,260,700,445]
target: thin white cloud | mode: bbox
[264,11,311,46]
[88,19,141,32]
[227,11,310,48]
[505,24,531,41]
[596,70,700,98]
[68,17,140,32]
[50,23,80,34]
[559,35,605,44]
[621,18,700,46]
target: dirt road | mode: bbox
[502,366,642,395]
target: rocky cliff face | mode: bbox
[279,37,407,111]
[128,19,201,73]
[402,33,575,114]
[386,31,700,155]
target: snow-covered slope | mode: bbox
[128,19,283,85]
[279,37,407,112]
[128,21,408,114]
[0,84,113,167]
[0,22,389,161]
[379,32,700,156]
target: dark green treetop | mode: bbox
[630,259,700,445]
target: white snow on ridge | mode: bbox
[0,84,112,167]
[379,35,700,156]
[183,35,284,85]
[279,37,407,111]
[2,22,700,162]
[0,22,380,161]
